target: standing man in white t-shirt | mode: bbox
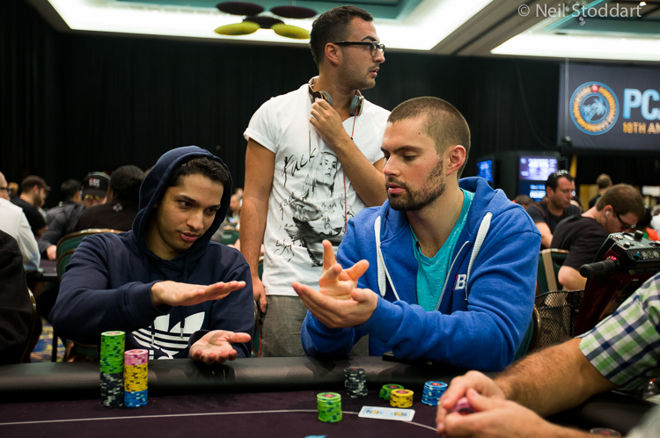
[241,5,389,356]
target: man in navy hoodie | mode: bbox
[294,97,541,371]
[51,146,254,363]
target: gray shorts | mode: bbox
[260,295,369,357]
[261,295,308,357]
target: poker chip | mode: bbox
[124,349,148,407]
[389,388,414,408]
[100,372,124,408]
[100,331,125,408]
[379,383,403,400]
[100,330,125,374]
[421,381,447,406]
[344,367,368,398]
[124,389,148,408]
[451,396,475,415]
[317,392,342,423]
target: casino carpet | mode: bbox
[30,319,65,362]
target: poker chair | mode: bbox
[536,249,569,295]
[514,305,542,359]
[56,228,122,264]
[19,288,43,363]
[52,228,122,362]
[220,229,240,245]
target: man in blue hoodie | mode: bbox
[51,146,254,363]
[294,97,541,371]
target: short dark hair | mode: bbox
[596,184,645,219]
[60,179,80,200]
[545,170,573,190]
[167,156,230,192]
[387,96,471,177]
[309,6,373,67]
[111,165,145,202]
[596,173,612,189]
[20,175,50,193]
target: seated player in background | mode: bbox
[293,97,540,370]
[526,171,582,249]
[12,175,50,239]
[40,177,82,258]
[0,171,40,271]
[38,173,110,261]
[436,271,660,438]
[552,184,644,290]
[588,173,612,209]
[76,164,144,231]
[0,230,39,364]
[51,146,254,364]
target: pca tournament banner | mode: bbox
[558,62,660,151]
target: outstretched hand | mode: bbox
[151,280,246,307]
[292,240,376,328]
[318,240,369,300]
[189,330,251,365]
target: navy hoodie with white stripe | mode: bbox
[51,146,253,359]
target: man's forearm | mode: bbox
[239,198,266,276]
[495,338,614,416]
[332,137,386,207]
[558,266,587,291]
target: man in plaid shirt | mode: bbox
[436,272,660,438]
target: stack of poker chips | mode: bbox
[124,349,148,407]
[379,383,403,401]
[421,381,448,406]
[344,367,368,398]
[316,392,342,423]
[389,388,414,408]
[100,330,125,408]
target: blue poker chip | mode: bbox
[124,389,148,407]
[421,381,447,406]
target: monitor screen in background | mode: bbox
[519,181,547,202]
[476,159,494,183]
[519,156,558,181]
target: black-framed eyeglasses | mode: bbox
[614,211,636,229]
[333,40,385,57]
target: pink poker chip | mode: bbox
[451,397,475,415]
[124,349,148,366]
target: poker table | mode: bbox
[0,356,652,437]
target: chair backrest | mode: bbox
[220,229,240,245]
[537,249,569,294]
[56,229,122,280]
[56,250,76,280]
[20,288,42,363]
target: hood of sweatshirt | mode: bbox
[131,145,232,266]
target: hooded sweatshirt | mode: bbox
[301,177,540,371]
[51,146,253,359]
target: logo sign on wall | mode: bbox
[558,63,659,151]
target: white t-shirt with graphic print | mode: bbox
[244,81,389,296]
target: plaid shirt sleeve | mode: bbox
[579,272,660,391]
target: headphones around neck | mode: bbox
[308,81,364,117]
